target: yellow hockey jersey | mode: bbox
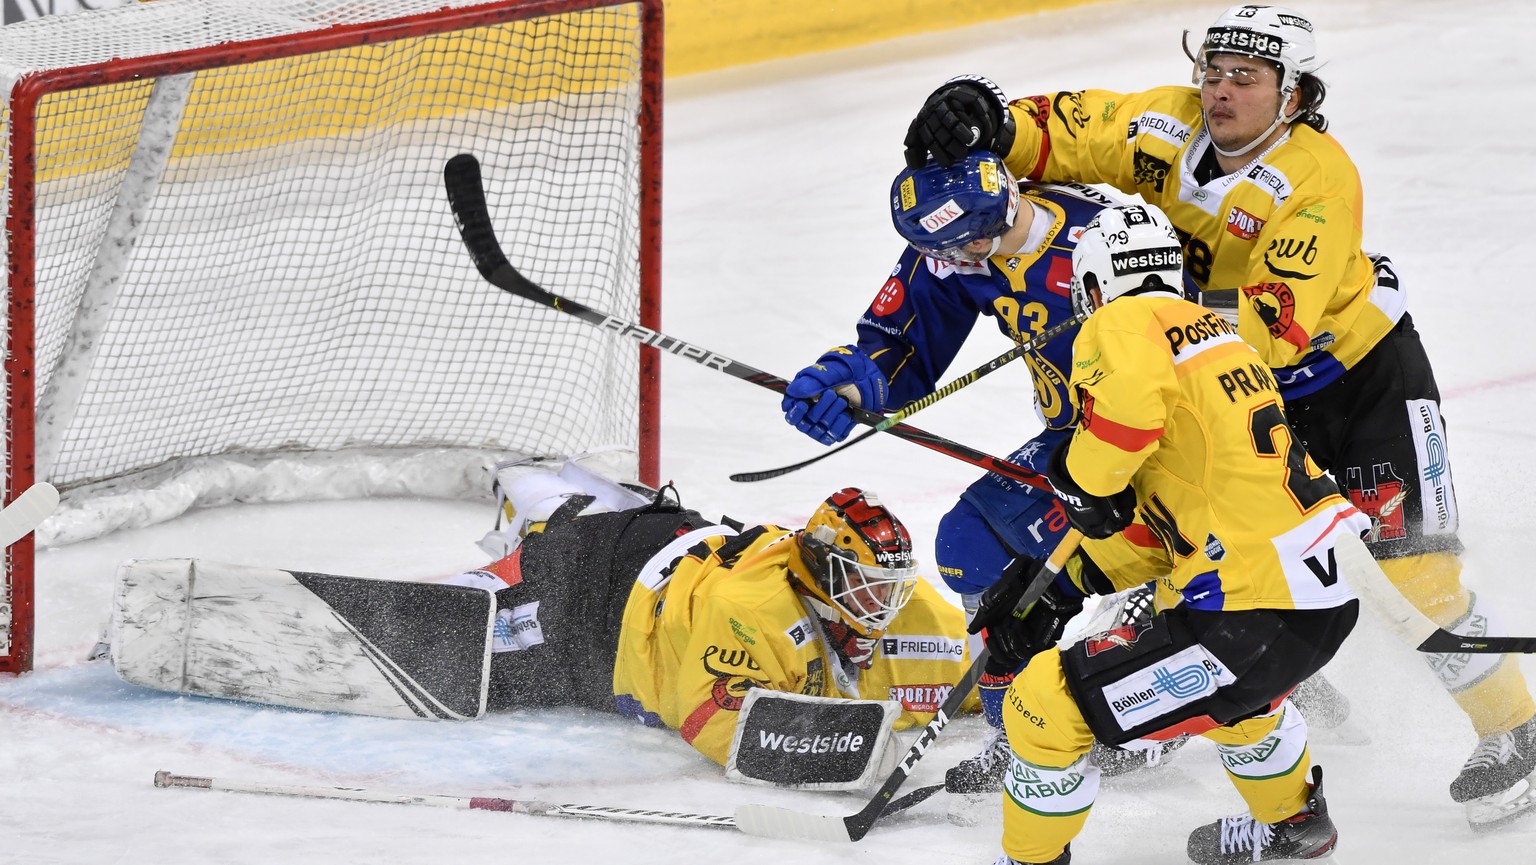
[1003,87,1405,398]
[1065,293,1370,612]
[611,526,977,765]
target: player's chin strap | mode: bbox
[1181,28,1302,160]
[1207,103,1296,159]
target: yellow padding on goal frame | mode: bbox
[663,0,1106,78]
[28,9,647,180]
[25,1,1106,180]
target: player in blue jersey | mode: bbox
[781,152,1126,791]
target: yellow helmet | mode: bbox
[791,488,919,639]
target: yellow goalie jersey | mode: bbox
[1066,293,1370,612]
[611,526,977,765]
[1003,86,1403,398]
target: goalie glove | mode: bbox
[903,75,1017,169]
[781,345,888,445]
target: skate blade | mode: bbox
[1466,776,1536,832]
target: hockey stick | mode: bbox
[0,482,60,547]
[735,529,1085,843]
[153,770,738,831]
[1334,532,1536,654]
[731,315,1082,483]
[443,153,1051,493]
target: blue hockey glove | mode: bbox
[781,346,888,445]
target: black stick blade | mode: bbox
[444,153,511,279]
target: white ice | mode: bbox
[4,0,1535,862]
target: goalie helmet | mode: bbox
[891,152,1019,264]
[791,488,919,639]
[1070,204,1184,319]
[1196,5,1318,100]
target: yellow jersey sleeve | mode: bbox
[1063,307,1179,497]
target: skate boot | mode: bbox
[945,725,1012,794]
[1289,673,1351,730]
[999,847,1070,865]
[1186,765,1337,864]
[1451,714,1536,829]
[1090,735,1188,778]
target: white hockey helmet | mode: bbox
[1197,5,1319,99]
[1070,204,1184,319]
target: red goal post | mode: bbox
[0,0,663,673]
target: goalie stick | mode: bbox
[0,482,59,547]
[731,315,1083,483]
[443,153,1051,493]
[153,767,940,832]
[735,529,1084,843]
[153,770,738,830]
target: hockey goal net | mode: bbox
[0,0,662,673]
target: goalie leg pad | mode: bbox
[724,689,901,791]
[111,559,494,720]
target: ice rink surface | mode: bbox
[5,0,1536,861]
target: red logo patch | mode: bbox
[1044,255,1074,298]
[1346,463,1408,543]
[872,277,906,316]
[1241,282,1309,350]
[889,684,953,714]
[1084,622,1152,657]
[1079,392,1096,428]
[481,548,524,587]
[1226,206,1266,240]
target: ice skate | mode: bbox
[945,724,1012,794]
[1453,715,1536,829]
[1186,766,1336,864]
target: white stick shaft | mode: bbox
[0,482,59,547]
[153,771,738,830]
[1334,531,1438,646]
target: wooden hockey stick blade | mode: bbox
[1334,531,1536,654]
[153,771,738,831]
[443,153,1052,492]
[735,530,1083,843]
[0,482,59,547]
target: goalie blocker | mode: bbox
[726,690,902,791]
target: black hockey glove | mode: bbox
[902,75,1017,169]
[967,556,1085,674]
[1045,436,1137,540]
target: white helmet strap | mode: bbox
[1208,100,1292,159]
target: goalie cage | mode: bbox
[0,0,663,673]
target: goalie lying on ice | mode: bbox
[106,463,978,790]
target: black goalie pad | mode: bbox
[724,689,900,791]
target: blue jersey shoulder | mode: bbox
[855,183,1118,428]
